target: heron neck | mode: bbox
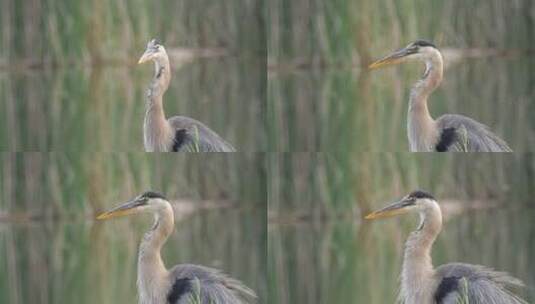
[400,206,442,303]
[138,204,175,302]
[153,55,171,95]
[144,56,173,152]
[144,94,173,151]
[407,56,443,151]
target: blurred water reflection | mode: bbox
[267,0,535,152]
[269,207,535,304]
[268,153,535,303]
[0,58,266,152]
[0,153,267,304]
[268,56,535,151]
[0,209,265,304]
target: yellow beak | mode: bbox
[137,51,153,64]
[365,198,414,220]
[97,198,146,220]
[368,47,414,70]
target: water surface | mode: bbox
[269,207,535,304]
[268,153,535,303]
[0,58,266,151]
[0,208,265,304]
[0,153,267,304]
[268,56,535,151]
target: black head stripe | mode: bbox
[412,40,437,48]
[405,47,419,55]
[408,190,435,200]
[400,198,416,207]
[141,191,166,200]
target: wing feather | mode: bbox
[168,264,256,304]
[168,116,236,152]
[434,263,527,304]
[436,114,512,152]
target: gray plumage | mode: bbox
[167,116,236,152]
[139,39,236,152]
[436,114,512,152]
[97,191,256,304]
[365,190,527,304]
[370,40,512,152]
[169,264,256,304]
[434,263,527,304]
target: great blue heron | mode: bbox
[138,39,236,152]
[369,40,512,152]
[365,190,527,304]
[97,191,256,304]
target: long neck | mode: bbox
[144,55,173,151]
[400,205,442,304]
[407,53,443,152]
[138,204,175,303]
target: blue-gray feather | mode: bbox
[168,116,236,152]
[434,263,527,304]
[436,114,512,152]
[168,264,256,304]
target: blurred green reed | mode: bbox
[268,56,535,151]
[267,0,535,152]
[268,0,535,65]
[0,0,263,64]
[0,153,267,304]
[269,208,535,304]
[0,153,266,216]
[0,0,267,152]
[269,153,534,216]
[0,57,266,151]
[0,209,266,304]
[268,153,535,304]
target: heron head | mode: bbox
[138,39,167,64]
[368,40,439,70]
[97,191,169,220]
[365,190,437,220]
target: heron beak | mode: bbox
[365,198,415,220]
[368,47,415,70]
[97,198,147,220]
[138,50,154,64]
